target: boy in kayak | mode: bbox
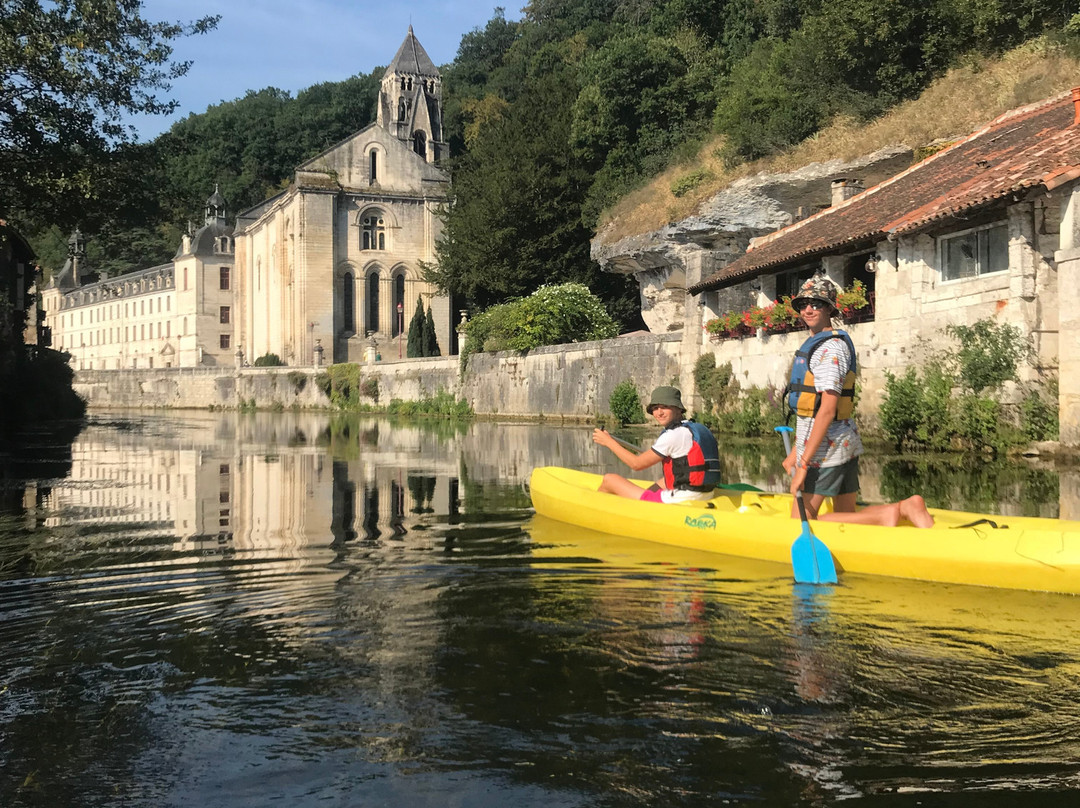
[784,276,933,528]
[592,386,721,503]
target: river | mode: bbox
[1,411,1079,807]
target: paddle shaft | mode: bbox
[777,427,810,517]
[600,428,642,455]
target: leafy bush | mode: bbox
[879,357,1024,453]
[693,353,736,417]
[253,353,285,367]
[955,393,1016,453]
[879,368,924,448]
[386,389,473,419]
[1021,379,1059,442]
[946,319,1027,393]
[609,379,645,425]
[460,283,618,368]
[325,363,362,408]
[670,169,712,198]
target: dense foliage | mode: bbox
[878,319,1055,452]
[0,1,217,226]
[460,282,618,367]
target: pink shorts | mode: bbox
[639,488,663,503]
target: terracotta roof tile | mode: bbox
[690,90,1080,293]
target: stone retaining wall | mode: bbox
[73,332,684,419]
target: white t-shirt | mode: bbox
[795,334,863,468]
[650,426,716,503]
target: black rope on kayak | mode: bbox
[952,518,1008,529]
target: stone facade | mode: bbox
[42,194,236,370]
[694,193,1062,417]
[233,27,451,368]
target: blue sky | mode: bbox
[129,0,521,141]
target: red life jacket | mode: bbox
[661,421,721,492]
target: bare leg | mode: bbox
[598,473,649,500]
[898,495,934,528]
[790,492,830,520]
[818,495,934,528]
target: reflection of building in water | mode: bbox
[328,419,461,543]
[44,414,469,553]
[43,417,336,552]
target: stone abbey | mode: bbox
[42,27,450,370]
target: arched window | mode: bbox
[412,130,427,159]
[369,150,378,183]
[343,273,355,333]
[366,271,380,334]
[397,97,406,121]
[391,273,405,337]
[362,214,385,251]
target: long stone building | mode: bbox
[233,26,452,366]
[41,190,236,370]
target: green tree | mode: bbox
[571,29,722,222]
[407,297,425,358]
[0,1,218,224]
[423,306,441,357]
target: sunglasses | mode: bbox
[798,300,830,311]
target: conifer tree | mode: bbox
[423,307,441,357]
[406,297,425,358]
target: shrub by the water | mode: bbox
[609,379,645,425]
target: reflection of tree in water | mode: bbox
[879,457,1059,516]
[457,459,531,513]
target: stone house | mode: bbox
[677,88,1080,439]
[233,26,451,367]
[41,191,236,369]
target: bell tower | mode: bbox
[376,26,447,163]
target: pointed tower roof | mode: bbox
[384,26,439,77]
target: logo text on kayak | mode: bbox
[684,514,716,530]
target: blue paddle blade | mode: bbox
[791,526,838,584]
[789,490,838,585]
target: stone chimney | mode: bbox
[831,178,864,207]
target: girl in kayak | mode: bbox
[785,276,933,528]
[592,386,721,503]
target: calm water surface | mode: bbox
[2,412,1079,807]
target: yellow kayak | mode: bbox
[528,466,1080,595]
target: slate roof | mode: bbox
[690,89,1080,293]
[384,26,439,78]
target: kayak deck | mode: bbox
[528,466,1080,595]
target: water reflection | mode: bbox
[2,413,1080,806]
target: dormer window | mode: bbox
[939,221,1008,281]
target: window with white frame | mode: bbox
[939,221,1008,282]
